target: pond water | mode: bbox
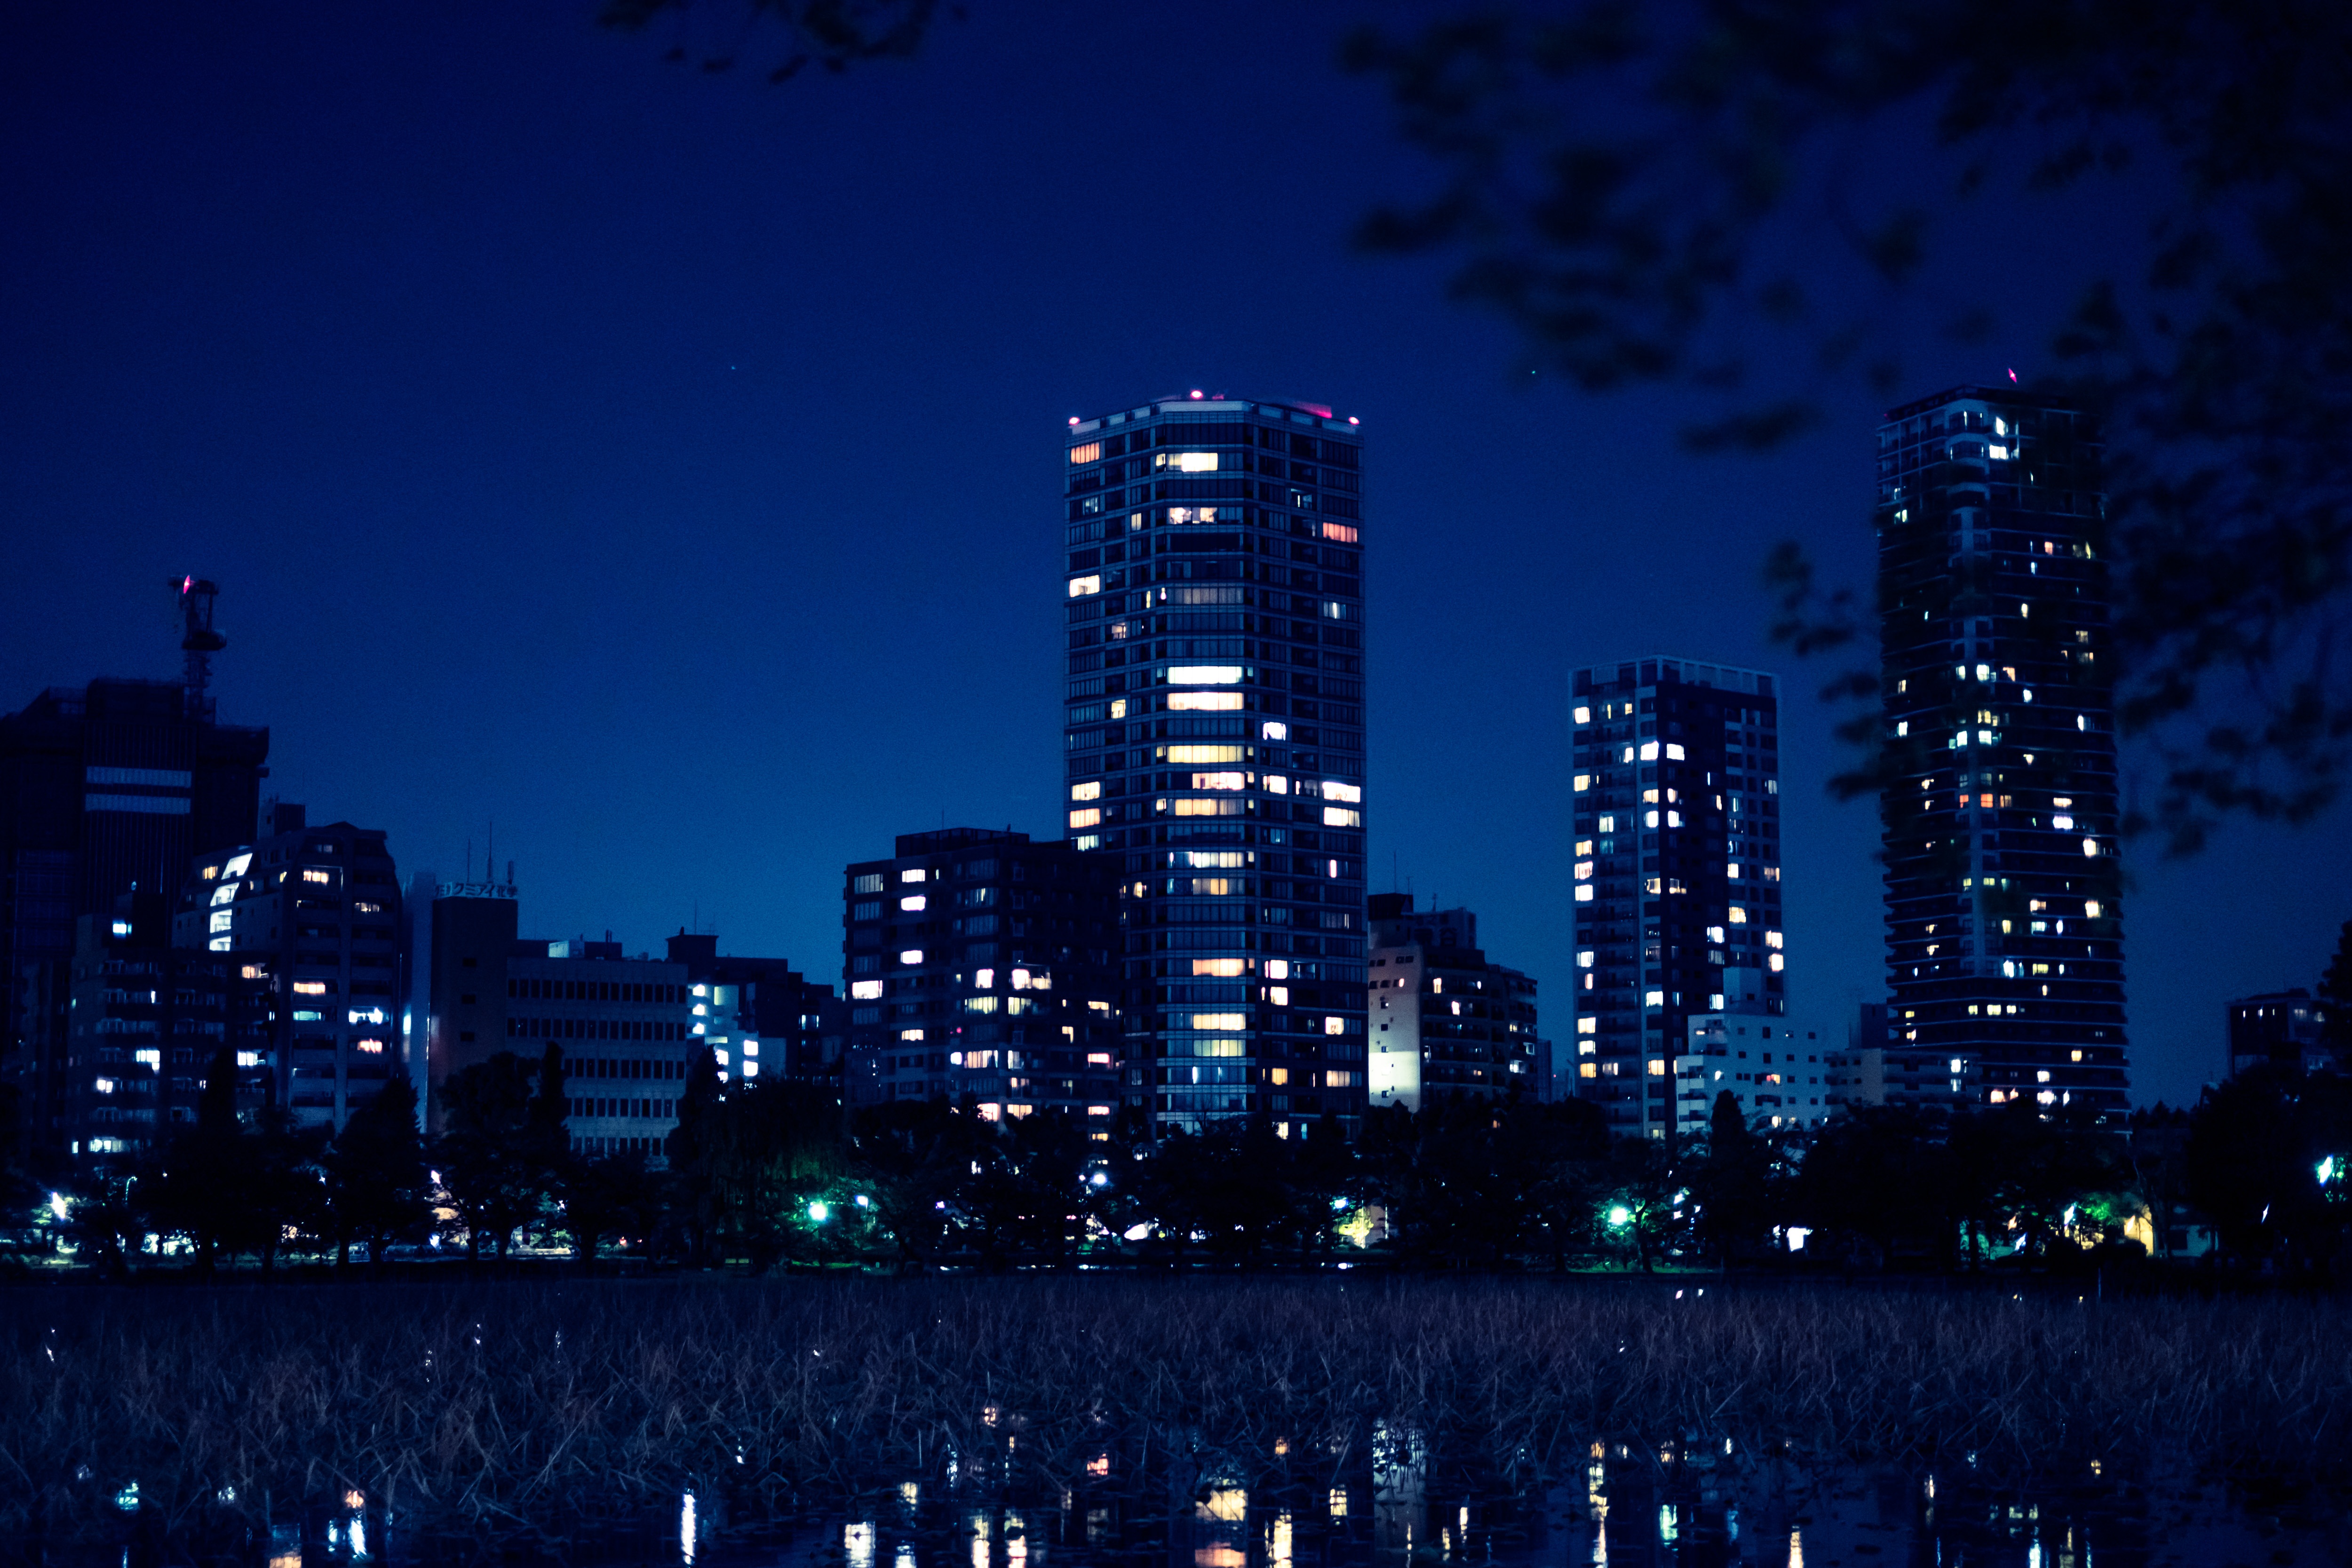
[46,1430,2347,1568]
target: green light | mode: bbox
[808,1201,829,1223]
[2320,1156,2339,1186]
[1606,1204,1634,1230]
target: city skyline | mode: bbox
[2,5,2342,1113]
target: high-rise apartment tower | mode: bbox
[1061,394,1368,1138]
[1875,385,2129,1115]
[1568,657,1784,1139]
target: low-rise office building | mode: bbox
[2228,990,2333,1078]
[1676,1012,1842,1135]
[172,803,402,1131]
[1365,895,1543,1114]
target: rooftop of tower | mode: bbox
[1067,391,1360,434]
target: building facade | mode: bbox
[2227,990,2332,1078]
[664,932,843,1088]
[842,828,1122,1130]
[399,869,520,1125]
[170,804,402,1132]
[505,940,693,1160]
[1061,394,1369,1138]
[43,891,270,1164]
[1364,895,1543,1114]
[3,676,267,1106]
[1675,1012,1841,1135]
[1875,385,2130,1117]
[1569,657,1785,1139]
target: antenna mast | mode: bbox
[174,577,226,720]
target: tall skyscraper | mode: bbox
[1568,657,1784,1139]
[1875,385,2129,1116]
[1061,394,1368,1139]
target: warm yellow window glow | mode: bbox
[1322,780,1362,803]
[851,980,882,1000]
[293,980,328,995]
[1169,666,1245,685]
[1321,522,1358,542]
[1157,450,1220,473]
[1192,958,1247,977]
[1323,807,1362,827]
[1071,780,1101,801]
[900,895,927,912]
[1068,808,1101,828]
[1191,1012,1247,1030]
[1192,771,1247,791]
[1168,744,1246,764]
[1068,441,1102,464]
[1269,1067,1289,1085]
[302,868,332,883]
[1169,691,1244,711]
[1068,575,1102,597]
[1172,797,1245,817]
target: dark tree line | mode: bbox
[8,1038,2349,1280]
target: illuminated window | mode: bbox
[853,873,883,894]
[1071,781,1101,801]
[1264,960,1290,980]
[1639,741,1660,760]
[1764,930,1782,949]
[293,980,329,995]
[899,895,927,912]
[356,1038,385,1054]
[1192,1013,1247,1030]
[1574,886,1594,902]
[898,949,924,964]
[1324,1017,1345,1036]
[1168,744,1246,764]
[1322,780,1362,803]
[1261,721,1287,740]
[1173,797,1245,817]
[1573,706,1591,724]
[1573,862,1594,880]
[1155,450,1220,473]
[1573,774,1591,792]
[1192,958,1247,977]
[1069,808,1102,828]
[1168,665,1245,685]
[1728,907,1748,924]
[301,868,331,883]
[1168,691,1243,711]
[1068,575,1102,597]
[851,980,883,1000]
[1323,807,1362,828]
[1665,743,1685,760]
[1068,442,1102,464]
[1576,1017,1596,1033]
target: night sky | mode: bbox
[4,3,2340,1110]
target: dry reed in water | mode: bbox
[2,1278,2344,1543]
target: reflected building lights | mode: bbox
[680,1490,698,1563]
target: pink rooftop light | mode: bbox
[1189,390,1203,399]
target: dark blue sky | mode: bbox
[3,2,2338,1108]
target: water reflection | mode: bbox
[51,1435,2352,1567]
